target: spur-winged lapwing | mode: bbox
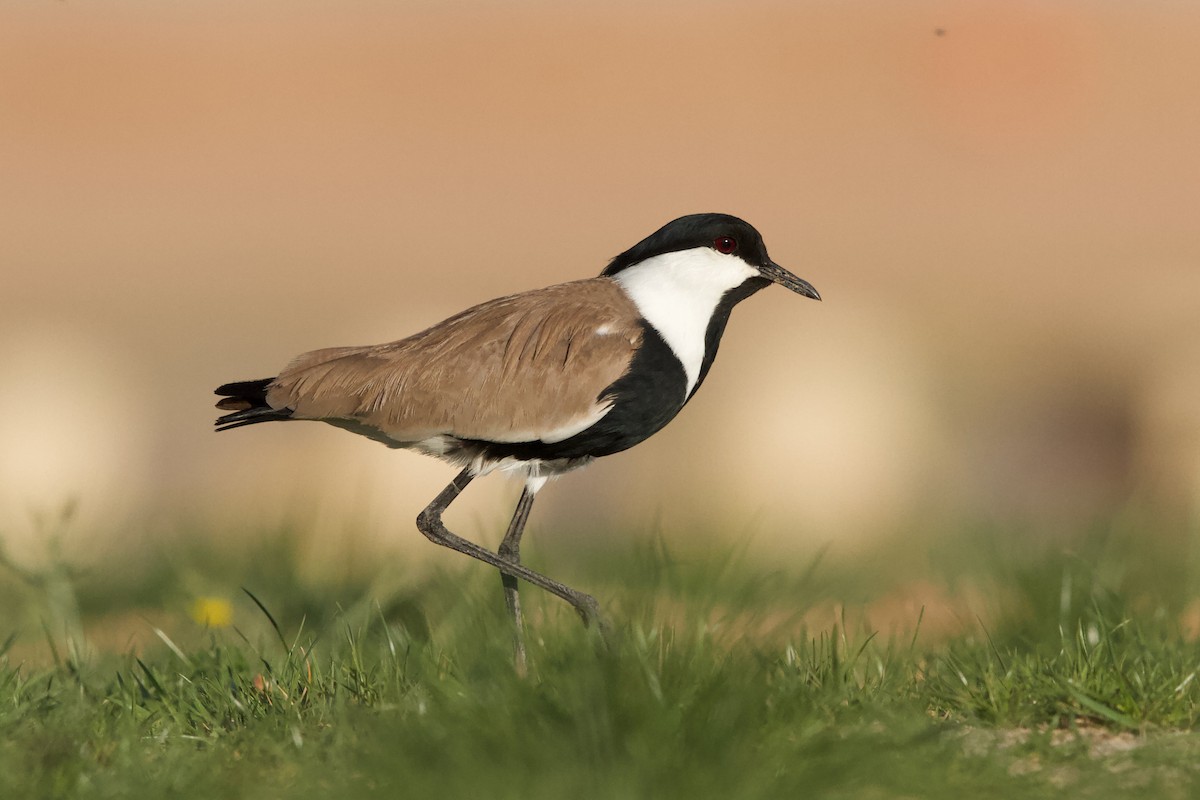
[215,213,819,663]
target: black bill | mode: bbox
[759,261,821,301]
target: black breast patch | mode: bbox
[458,321,689,463]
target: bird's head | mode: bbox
[602,213,820,302]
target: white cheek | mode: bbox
[612,248,756,394]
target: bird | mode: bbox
[214,213,820,667]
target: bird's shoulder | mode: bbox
[385,276,643,356]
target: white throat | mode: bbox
[612,247,757,395]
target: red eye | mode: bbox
[714,236,737,254]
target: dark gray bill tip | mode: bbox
[760,261,821,301]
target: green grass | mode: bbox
[4,513,1200,798]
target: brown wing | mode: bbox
[266,278,643,445]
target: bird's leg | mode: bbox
[416,468,611,644]
[497,486,536,675]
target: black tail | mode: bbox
[214,377,292,431]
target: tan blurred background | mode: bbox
[1,1,1198,570]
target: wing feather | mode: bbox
[266,278,642,445]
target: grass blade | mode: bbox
[243,587,289,651]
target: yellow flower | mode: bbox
[189,596,234,628]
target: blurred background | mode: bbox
[1,0,1197,584]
